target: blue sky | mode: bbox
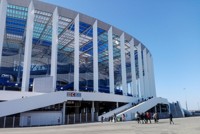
[42,0,200,110]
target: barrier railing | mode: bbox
[0,113,98,128]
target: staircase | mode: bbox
[98,97,169,121]
[116,97,169,121]
[169,101,184,118]
[98,100,137,121]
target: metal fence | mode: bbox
[0,116,20,128]
[66,113,98,124]
[0,113,99,128]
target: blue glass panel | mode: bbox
[98,28,105,36]
[33,38,52,46]
[68,22,92,36]
[6,17,26,26]
[79,22,90,33]
[98,43,108,53]
[86,28,93,37]
[87,49,93,55]
[80,41,93,52]
[6,17,26,36]
[68,24,74,31]
[67,22,105,38]
[6,27,24,36]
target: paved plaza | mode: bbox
[0,117,200,134]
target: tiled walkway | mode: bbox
[0,117,200,134]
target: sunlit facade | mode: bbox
[0,0,159,127]
[0,0,156,97]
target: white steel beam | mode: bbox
[51,7,59,91]
[130,38,137,97]
[150,55,156,97]
[62,102,66,124]
[137,43,145,98]
[0,0,7,66]
[91,101,95,122]
[21,1,34,92]
[93,20,98,93]
[147,52,153,97]
[74,14,80,92]
[120,33,127,96]
[143,48,150,97]
[108,27,114,94]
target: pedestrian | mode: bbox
[144,112,148,123]
[113,113,116,123]
[146,112,151,124]
[101,116,104,123]
[140,113,145,124]
[169,113,174,124]
[135,111,140,124]
[122,114,125,122]
[153,112,158,123]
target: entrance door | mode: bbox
[27,116,31,126]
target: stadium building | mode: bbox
[0,0,174,127]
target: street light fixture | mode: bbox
[183,88,188,110]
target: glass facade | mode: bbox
[98,29,109,93]
[0,0,156,98]
[1,4,28,88]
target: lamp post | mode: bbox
[183,88,188,110]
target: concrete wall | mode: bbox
[20,111,62,126]
[33,76,54,93]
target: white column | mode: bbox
[130,38,137,97]
[120,33,127,95]
[67,114,69,124]
[143,48,149,97]
[148,54,153,97]
[91,101,95,122]
[137,43,145,98]
[147,53,153,97]
[85,110,88,122]
[73,113,75,124]
[51,7,59,91]
[155,106,157,113]
[0,0,7,66]
[108,27,114,94]
[116,102,119,108]
[149,55,156,97]
[168,104,171,114]
[21,1,34,92]
[136,79,140,97]
[93,20,98,93]
[74,14,80,92]
[3,116,6,128]
[62,102,66,124]
[12,116,15,128]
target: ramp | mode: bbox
[0,91,67,117]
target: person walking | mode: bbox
[113,113,117,123]
[140,113,145,124]
[146,112,151,124]
[122,114,125,122]
[153,112,158,123]
[169,113,174,124]
[135,111,140,124]
[101,116,104,123]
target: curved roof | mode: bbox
[5,0,150,53]
[1,0,153,80]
